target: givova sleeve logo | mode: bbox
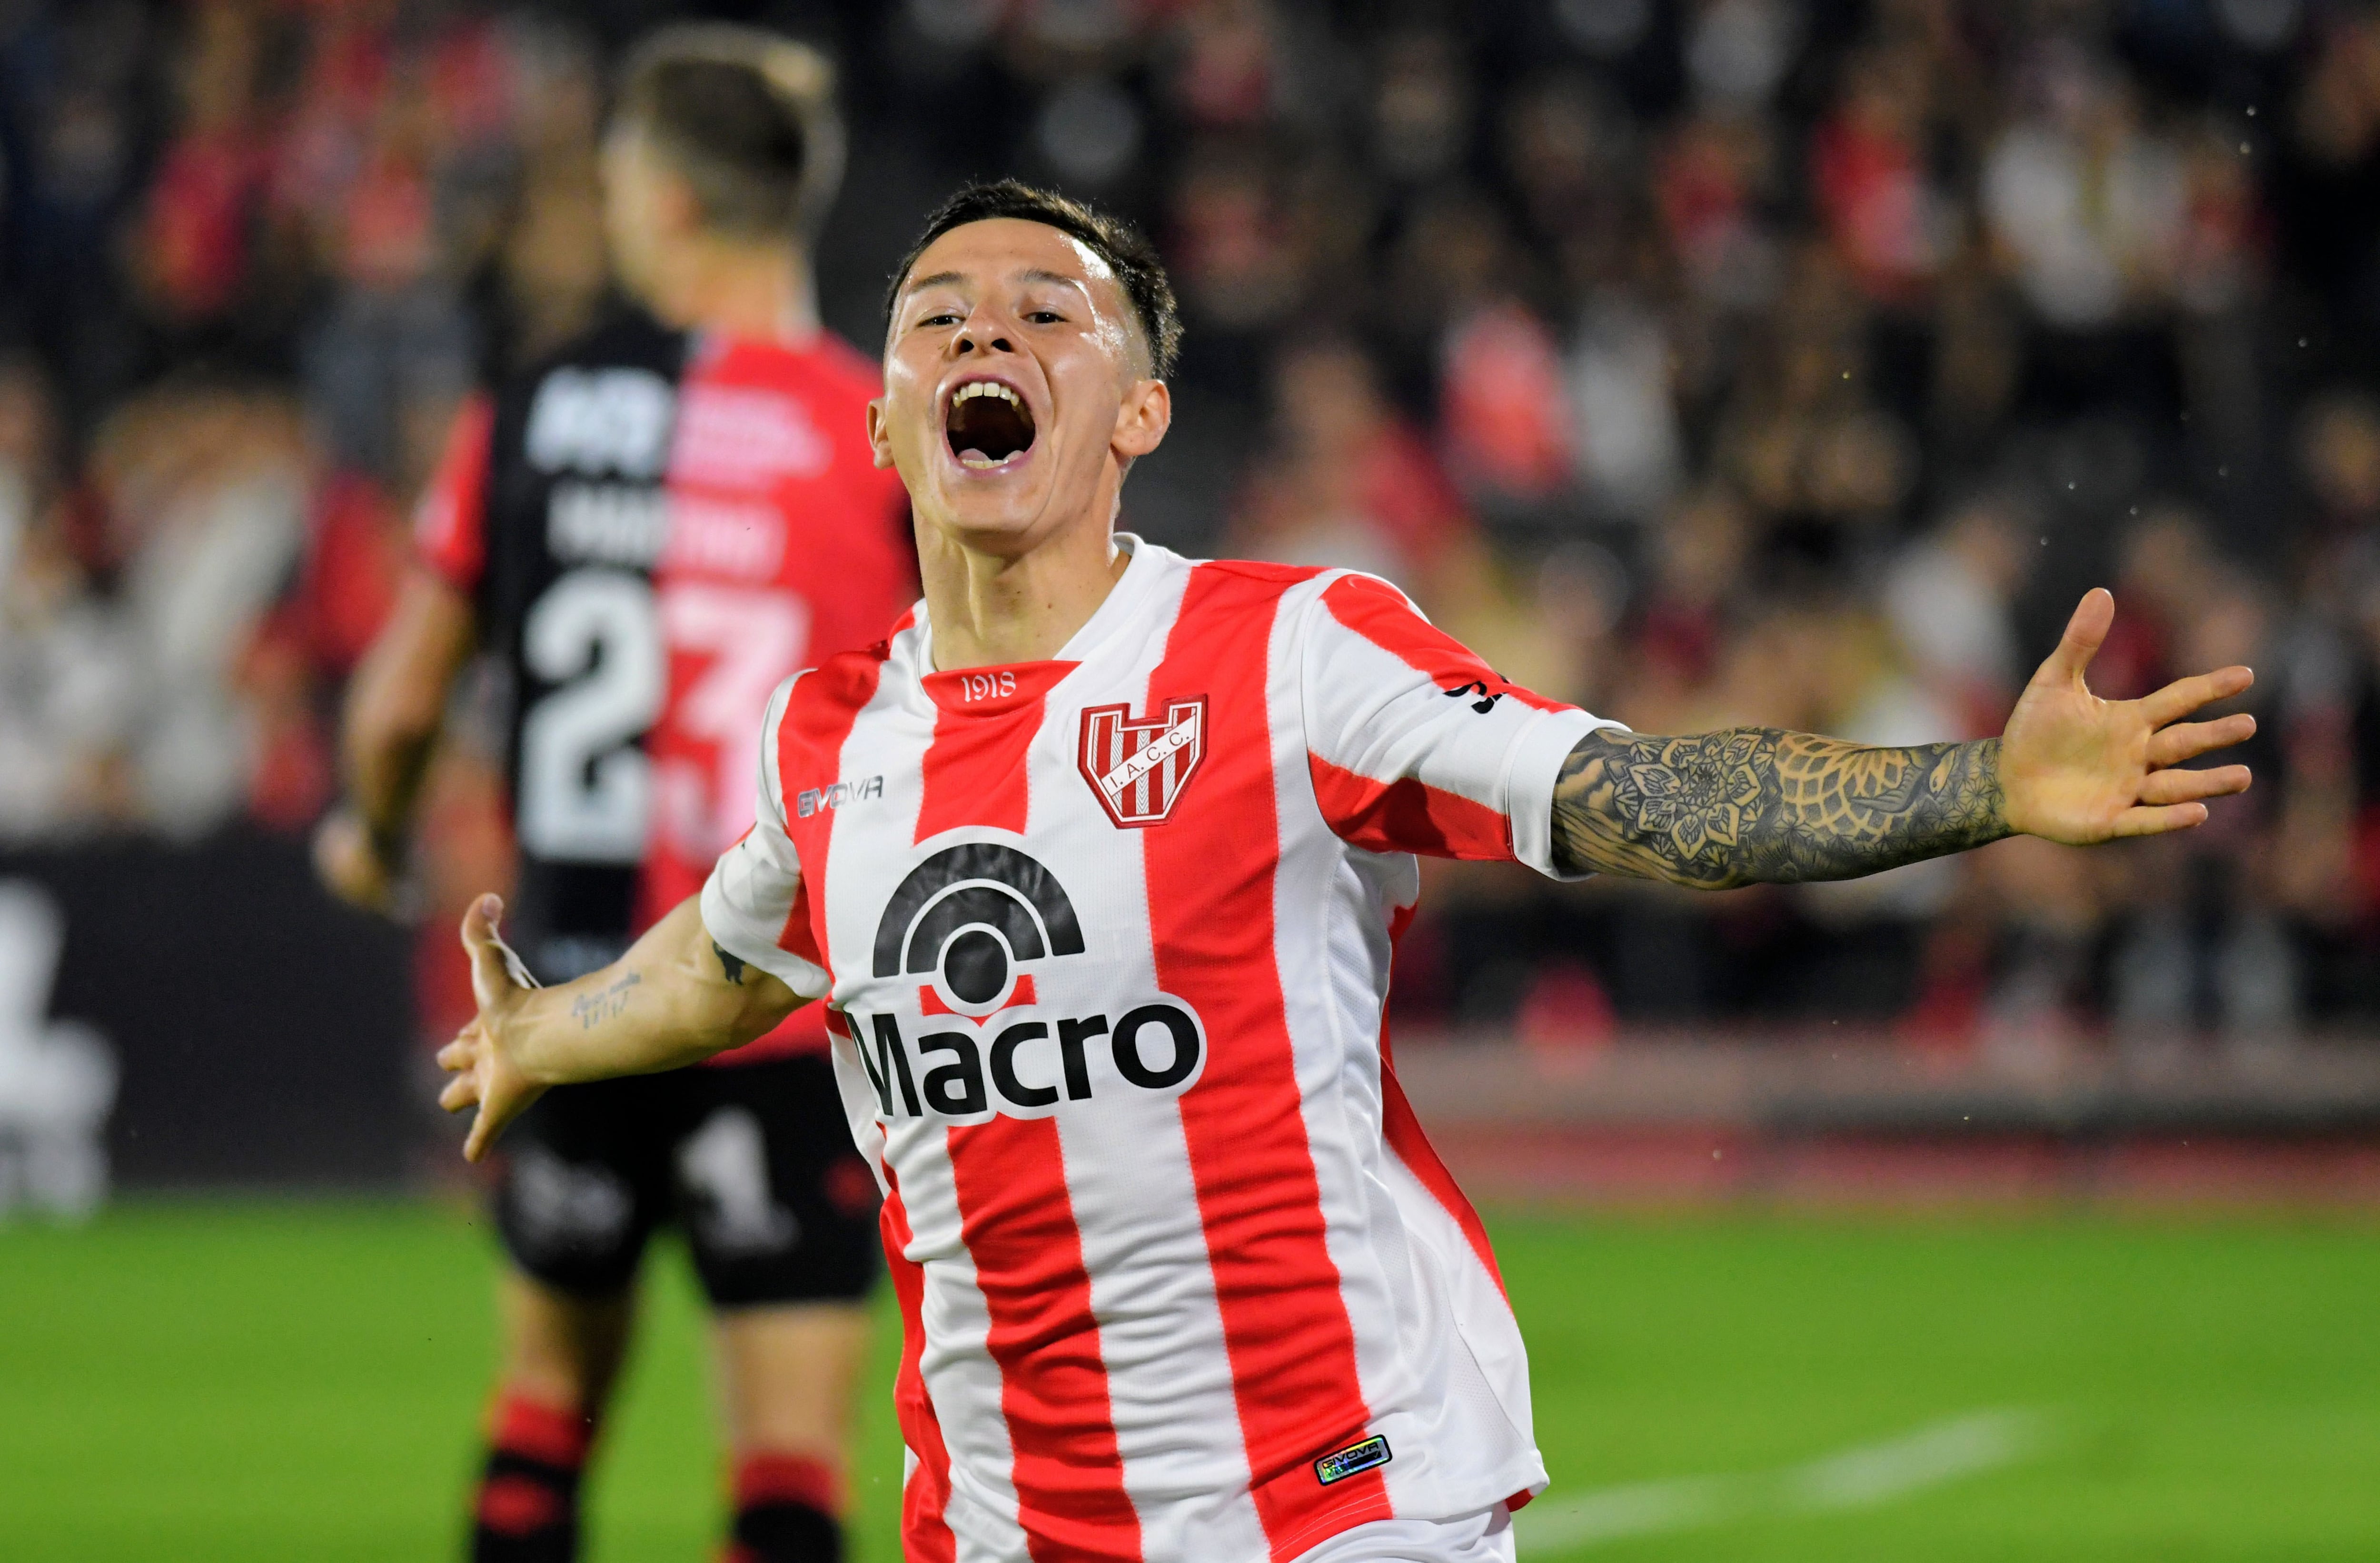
[847,843,1205,1122]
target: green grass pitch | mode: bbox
[1,1201,2373,1560]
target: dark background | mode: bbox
[1,836,412,1182]
[1,0,2377,1189]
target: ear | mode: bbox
[1111,377,1170,463]
[652,166,704,241]
[866,396,894,469]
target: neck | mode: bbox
[650,237,817,343]
[918,475,1131,670]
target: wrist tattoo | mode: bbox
[570,971,642,1029]
[1552,728,2007,887]
[714,942,749,985]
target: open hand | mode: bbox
[2000,589,2255,844]
[435,894,544,1161]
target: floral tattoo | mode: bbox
[1552,728,2008,887]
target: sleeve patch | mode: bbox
[1319,573,1568,713]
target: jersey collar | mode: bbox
[907,533,1169,697]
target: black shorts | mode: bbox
[492,1053,882,1309]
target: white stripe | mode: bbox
[1037,561,1271,1558]
[895,1122,1032,1563]
[1098,712,1199,798]
[1516,1409,2052,1554]
[1374,1146,1542,1512]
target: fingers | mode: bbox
[464,1104,501,1163]
[2138,764,2253,805]
[436,1020,477,1072]
[2145,712,2257,767]
[2140,666,2255,729]
[439,1073,480,1114]
[2109,801,2212,838]
[460,893,516,1010]
[2034,588,2115,687]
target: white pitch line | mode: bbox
[1518,1408,2052,1554]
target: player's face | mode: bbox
[873,218,1169,554]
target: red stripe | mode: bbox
[1308,755,1513,859]
[413,391,494,593]
[913,662,1071,842]
[775,628,905,979]
[1319,574,1567,712]
[487,1393,594,1469]
[1379,1067,1507,1299]
[477,1475,566,1534]
[734,1452,845,1515]
[776,875,824,970]
[882,1164,958,1563]
[1378,902,1507,1298]
[948,1119,1142,1561]
[1140,564,1390,1560]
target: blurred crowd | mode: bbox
[1,0,2378,1044]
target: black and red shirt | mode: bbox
[416,308,914,1060]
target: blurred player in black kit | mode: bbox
[317,27,914,1563]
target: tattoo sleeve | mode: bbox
[714,941,750,985]
[1551,728,2008,887]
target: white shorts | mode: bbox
[1290,1504,1517,1563]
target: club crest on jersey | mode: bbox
[1078,696,1207,828]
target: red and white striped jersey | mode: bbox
[701,538,1615,1563]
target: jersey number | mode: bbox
[518,569,665,863]
[655,583,809,861]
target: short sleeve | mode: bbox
[413,391,496,594]
[1300,572,1622,880]
[700,674,833,998]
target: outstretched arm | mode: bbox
[1552,728,2006,886]
[436,893,804,1160]
[1553,589,2256,887]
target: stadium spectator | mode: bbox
[0,0,2370,1035]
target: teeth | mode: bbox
[953,381,1023,409]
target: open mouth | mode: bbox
[945,380,1037,468]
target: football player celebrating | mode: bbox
[318,28,911,1563]
[434,181,2255,1563]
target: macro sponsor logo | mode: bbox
[849,843,1204,1120]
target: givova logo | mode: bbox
[851,843,1204,1121]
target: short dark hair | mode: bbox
[883,180,1182,379]
[615,26,844,237]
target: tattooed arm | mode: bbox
[1554,590,2259,888]
[1553,730,2007,886]
[436,894,804,1159]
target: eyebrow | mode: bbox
[1019,267,1091,292]
[900,267,1093,300]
